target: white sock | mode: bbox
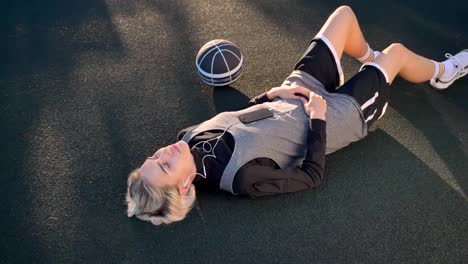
[358,43,380,63]
[357,43,372,63]
[431,60,456,81]
[373,51,381,61]
[440,60,457,81]
[431,60,441,79]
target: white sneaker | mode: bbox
[430,49,468,90]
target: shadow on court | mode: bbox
[1,0,467,263]
[1,0,126,262]
[213,85,250,112]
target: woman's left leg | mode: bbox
[315,5,371,62]
[294,6,390,127]
[294,6,380,92]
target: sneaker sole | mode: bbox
[431,65,468,90]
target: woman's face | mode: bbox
[140,140,195,189]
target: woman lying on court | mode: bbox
[126,6,468,226]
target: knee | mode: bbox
[336,5,355,17]
[386,43,407,55]
[385,43,409,61]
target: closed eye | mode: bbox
[157,161,169,175]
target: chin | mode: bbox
[180,141,189,153]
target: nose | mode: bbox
[160,147,174,160]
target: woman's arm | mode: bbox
[246,91,273,107]
[245,85,311,108]
[236,91,327,197]
[234,119,326,198]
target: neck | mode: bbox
[184,155,198,187]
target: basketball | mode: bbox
[195,39,243,86]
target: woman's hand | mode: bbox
[267,83,311,101]
[301,91,327,120]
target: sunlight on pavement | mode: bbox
[381,107,467,200]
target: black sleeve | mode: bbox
[235,119,326,198]
[244,91,273,108]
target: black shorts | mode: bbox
[294,37,391,128]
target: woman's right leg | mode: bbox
[334,43,446,127]
[373,44,468,89]
[373,43,435,84]
[316,5,467,88]
[309,6,467,128]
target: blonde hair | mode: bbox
[126,168,196,225]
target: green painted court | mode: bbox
[1,0,467,263]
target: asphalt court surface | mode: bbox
[1,0,468,263]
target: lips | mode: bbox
[171,144,180,153]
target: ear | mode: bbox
[178,183,191,196]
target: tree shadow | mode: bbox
[388,80,468,198]
[3,0,467,262]
[0,0,125,262]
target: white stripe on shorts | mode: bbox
[377,102,389,120]
[365,109,378,123]
[314,33,345,86]
[361,91,379,111]
[359,62,390,84]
